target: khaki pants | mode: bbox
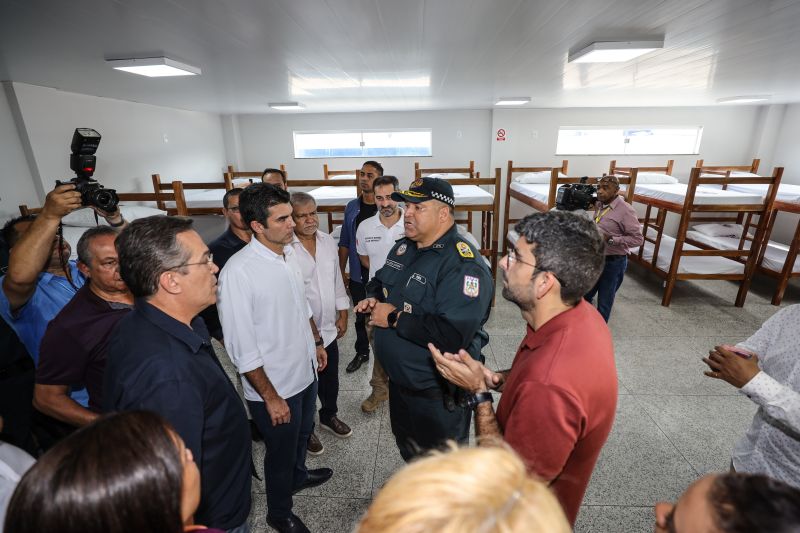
[367,325,389,397]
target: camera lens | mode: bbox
[92,189,119,212]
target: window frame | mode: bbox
[292,128,434,159]
[555,125,703,156]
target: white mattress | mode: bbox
[639,232,744,275]
[722,183,800,204]
[687,231,800,273]
[509,182,550,204]
[308,186,357,207]
[452,184,494,206]
[635,183,763,205]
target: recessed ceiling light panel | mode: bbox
[269,102,305,110]
[568,41,664,63]
[716,96,771,105]
[106,57,201,77]
[495,97,531,106]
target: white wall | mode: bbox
[235,110,492,188]
[0,83,40,222]
[11,82,228,196]
[765,103,800,244]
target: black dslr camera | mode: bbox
[57,128,119,212]
[556,177,597,211]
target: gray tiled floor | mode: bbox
[213,261,799,533]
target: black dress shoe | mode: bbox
[292,467,333,494]
[266,513,310,533]
[345,353,369,373]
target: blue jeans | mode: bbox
[584,255,628,322]
[248,379,317,520]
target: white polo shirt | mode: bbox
[356,209,405,281]
[217,237,316,401]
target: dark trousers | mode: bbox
[248,380,317,520]
[584,255,628,322]
[349,281,370,357]
[0,357,35,453]
[318,340,340,422]
[388,381,471,462]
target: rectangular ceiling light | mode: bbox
[568,41,664,63]
[107,57,200,77]
[495,97,531,106]
[269,102,305,110]
[717,96,770,105]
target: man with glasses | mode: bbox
[35,226,133,429]
[584,175,643,322]
[429,211,617,526]
[105,216,252,533]
[355,177,493,462]
[200,188,250,342]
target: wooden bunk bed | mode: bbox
[414,161,502,277]
[502,161,570,254]
[692,159,799,305]
[629,165,782,307]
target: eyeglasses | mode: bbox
[170,252,214,271]
[505,231,567,288]
[226,206,240,213]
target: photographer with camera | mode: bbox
[583,175,642,322]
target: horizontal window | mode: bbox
[556,126,703,155]
[293,129,432,159]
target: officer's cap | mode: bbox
[392,177,455,207]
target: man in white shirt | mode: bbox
[355,176,404,413]
[218,183,332,533]
[290,192,352,456]
[703,304,800,489]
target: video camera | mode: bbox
[555,177,597,211]
[57,128,119,212]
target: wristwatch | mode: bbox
[387,310,399,329]
[465,391,493,411]
[315,339,324,347]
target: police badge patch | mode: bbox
[403,302,412,313]
[397,243,407,256]
[456,241,474,258]
[463,275,480,298]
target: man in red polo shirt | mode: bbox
[430,210,617,526]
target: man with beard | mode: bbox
[355,177,492,461]
[355,175,404,413]
[430,211,617,526]
[218,183,332,533]
[35,226,134,428]
[339,161,382,373]
[290,191,352,456]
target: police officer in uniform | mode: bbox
[355,177,493,461]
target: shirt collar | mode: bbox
[520,300,590,350]
[223,226,248,246]
[135,298,208,353]
[249,235,292,261]
[371,208,404,229]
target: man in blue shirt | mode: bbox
[338,161,381,373]
[1,183,125,449]
[105,216,252,533]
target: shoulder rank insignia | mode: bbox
[456,241,474,258]
[397,243,407,256]
[463,275,480,298]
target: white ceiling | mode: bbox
[2,0,800,114]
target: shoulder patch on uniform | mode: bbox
[396,243,407,256]
[456,241,474,259]
[383,287,389,298]
[463,275,480,298]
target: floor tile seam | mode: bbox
[368,409,383,495]
[627,394,702,478]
